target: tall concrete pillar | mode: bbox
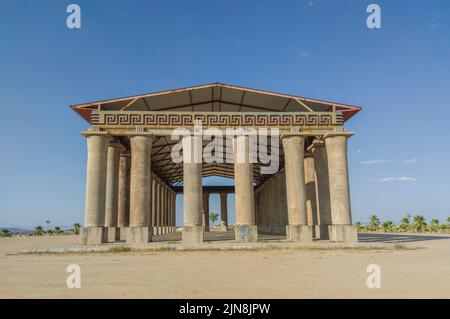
[151,179,156,229]
[80,132,110,245]
[104,143,121,242]
[182,135,203,243]
[233,135,258,242]
[325,132,357,242]
[128,134,153,243]
[304,155,318,238]
[163,187,168,233]
[282,134,312,242]
[118,152,130,241]
[155,182,161,235]
[219,193,228,231]
[311,140,332,240]
[168,191,172,231]
[202,193,210,231]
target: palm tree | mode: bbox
[381,220,393,232]
[412,215,427,233]
[72,223,81,235]
[430,219,440,233]
[1,229,11,237]
[34,226,44,236]
[369,214,380,231]
[400,214,411,231]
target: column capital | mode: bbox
[280,132,310,140]
[323,131,354,139]
[81,129,110,138]
[127,131,154,137]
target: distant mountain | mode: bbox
[0,227,33,234]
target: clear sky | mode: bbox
[1,0,449,228]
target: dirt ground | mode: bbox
[0,232,449,298]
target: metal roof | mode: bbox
[71,83,361,187]
[71,82,361,123]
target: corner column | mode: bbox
[219,193,228,231]
[182,135,204,243]
[80,131,110,245]
[282,134,312,242]
[233,135,258,242]
[325,132,357,242]
[127,134,153,244]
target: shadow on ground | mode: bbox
[147,231,450,244]
[358,232,450,243]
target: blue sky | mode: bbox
[1,0,449,228]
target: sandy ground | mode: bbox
[0,232,449,298]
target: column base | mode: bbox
[235,224,258,242]
[127,226,152,244]
[329,225,358,243]
[315,224,331,240]
[182,226,204,244]
[119,227,128,241]
[286,225,313,242]
[106,227,120,242]
[80,226,107,245]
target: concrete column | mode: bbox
[80,132,110,245]
[128,134,153,243]
[219,193,228,231]
[118,152,130,241]
[182,135,203,243]
[155,182,161,235]
[311,141,332,240]
[202,193,210,231]
[151,179,156,228]
[233,135,258,242]
[166,188,171,232]
[325,133,357,242]
[104,143,121,242]
[304,156,318,238]
[282,135,312,242]
[163,187,168,233]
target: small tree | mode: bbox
[1,229,11,237]
[400,214,411,231]
[72,223,81,235]
[430,219,440,233]
[369,214,380,231]
[412,215,427,233]
[34,226,44,236]
[54,226,63,235]
[381,220,393,232]
[209,212,219,227]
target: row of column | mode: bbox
[81,132,176,245]
[282,132,356,242]
[82,130,354,245]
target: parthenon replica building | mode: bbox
[71,83,361,245]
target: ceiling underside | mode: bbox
[119,134,304,187]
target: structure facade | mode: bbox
[71,83,361,245]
